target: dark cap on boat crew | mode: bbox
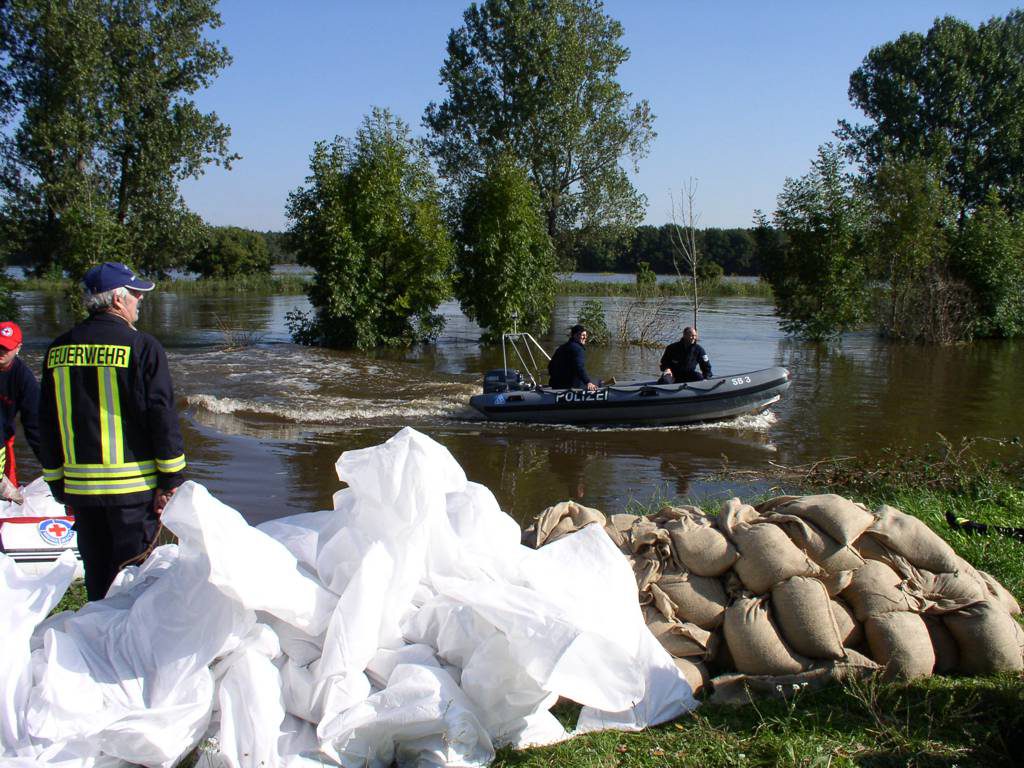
[570,324,587,336]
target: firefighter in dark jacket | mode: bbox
[39,262,187,601]
[548,324,598,391]
[659,326,712,382]
[0,321,42,488]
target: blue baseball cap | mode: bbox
[82,262,155,294]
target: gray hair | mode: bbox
[84,285,129,313]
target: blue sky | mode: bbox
[179,1,1020,231]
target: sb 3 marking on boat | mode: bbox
[556,389,610,404]
[731,376,752,385]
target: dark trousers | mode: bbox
[71,494,158,601]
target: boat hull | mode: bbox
[469,366,791,425]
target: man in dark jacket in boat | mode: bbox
[548,324,598,391]
[659,326,712,382]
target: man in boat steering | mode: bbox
[548,324,598,391]
[659,326,712,383]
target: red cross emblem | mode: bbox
[47,522,68,537]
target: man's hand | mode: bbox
[153,487,179,516]
[586,381,598,392]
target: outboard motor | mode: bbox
[482,368,529,393]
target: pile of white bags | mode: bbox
[1,427,696,767]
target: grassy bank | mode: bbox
[16,273,309,296]
[555,278,773,299]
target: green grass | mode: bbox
[494,675,1022,767]
[555,279,773,299]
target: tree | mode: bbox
[864,156,961,340]
[285,108,453,350]
[840,11,1024,219]
[953,191,1024,338]
[454,155,556,341]
[424,0,655,263]
[189,226,272,279]
[764,144,868,340]
[0,0,235,279]
[669,178,703,327]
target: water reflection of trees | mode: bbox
[776,335,1024,465]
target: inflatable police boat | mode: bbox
[471,366,791,425]
[469,332,791,426]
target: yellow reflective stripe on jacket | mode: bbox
[97,366,124,465]
[53,367,77,464]
[63,460,156,479]
[47,344,131,368]
[42,466,65,482]
[155,454,186,474]
[63,475,158,495]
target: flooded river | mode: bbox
[13,289,1023,525]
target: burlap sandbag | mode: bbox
[673,657,709,697]
[731,520,819,595]
[531,500,607,547]
[773,494,875,545]
[942,600,1024,673]
[644,605,718,660]
[906,564,988,614]
[653,504,707,524]
[820,569,854,598]
[977,570,1021,616]
[831,598,863,647]
[923,615,960,674]
[609,513,638,534]
[854,532,906,574]
[603,523,627,549]
[717,497,759,537]
[770,513,866,574]
[657,570,728,630]
[841,560,923,622]
[867,505,960,574]
[665,517,738,577]
[723,594,806,676]
[632,555,661,593]
[864,611,935,680]
[630,517,673,561]
[771,576,846,660]
[754,495,801,514]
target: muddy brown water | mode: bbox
[13,289,1023,526]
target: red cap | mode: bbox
[0,321,23,350]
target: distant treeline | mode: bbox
[259,224,762,276]
[574,225,759,275]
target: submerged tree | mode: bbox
[424,0,655,264]
[189,226,272,279]
[285,108,453,350]
[455,155,556,341]
[0,0,235,278]
[764,144,868,340]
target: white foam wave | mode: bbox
[187,391,474,425]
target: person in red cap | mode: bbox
[0,320,42,489]
[38,262,187,600]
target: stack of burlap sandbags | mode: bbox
[525,495,1024,702]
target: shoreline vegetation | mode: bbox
[50,438,1023,767]
[14,274,773,300]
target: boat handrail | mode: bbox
[501,331,550,389]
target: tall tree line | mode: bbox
[761,11,1024,342]
[0,0,236,285]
